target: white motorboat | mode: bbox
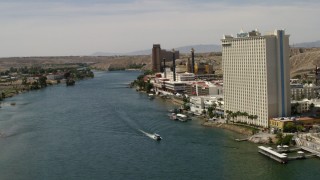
[153,133,162,141]
[148,94,155,99]
[176,114,188,122]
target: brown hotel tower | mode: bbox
[152,44,179,72]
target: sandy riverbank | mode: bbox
[202,121,254,136]
[202,121,276,144]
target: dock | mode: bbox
[235,138,248,142]
[258,145,318,164]
[258,146,288,164]
[259,134,320,164]
[301,146,320,157]
[295,135,320,157]
[276,146,301,153]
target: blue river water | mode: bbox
[0,71,320,180]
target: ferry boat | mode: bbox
[153,133,162,141]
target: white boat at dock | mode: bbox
[176,114,188,122]
[168,113,188,122]
[148,94,155,99]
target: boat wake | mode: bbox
[139,129,162,140]
[139,129,155,139]
[113,106,163,140]
[114,106,142,131]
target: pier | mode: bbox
[258,146,288,164]
[295,134,320,157]
[235,138,248,142]
[258,144,318,164]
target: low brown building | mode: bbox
[270,116,320,132]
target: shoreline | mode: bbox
[202,121,254,136]
[157,95,256,136]
[0,66,95,103]
[139,90,275,144]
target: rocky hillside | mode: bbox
[290,48,320,77]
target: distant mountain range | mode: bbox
[294,40,320,48]
[91,44,221,56]
[92,40,320,56]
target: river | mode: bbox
[0,71,319,180]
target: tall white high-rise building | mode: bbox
[222,29,291,127]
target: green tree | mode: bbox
[302,79,307,84]
[283,122,297,133]
[145,81,153,93]
[137,75,144,80]
[30,81,40,90]
[183,96,189,103]
[226,110,232,124]
[207,106,214,118]
[277,134,294,145]
[296,125,304,132]
[309,103,315,113]
[202,109,206,115]
[21,77,28,85]
[291,102,300,115]
[248,115,254,122]
[231,112,238,122]
[9,67,17,73]
[183,102,190,110]
[212,103,217,110]
[276,132,283,143]
[293,74,301,79]
[242,112,249,117]
[0,91,3,101]
[143,70,154,75]
[39,76,47,88]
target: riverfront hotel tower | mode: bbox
[152,44,180,73]
[222,29,291,128]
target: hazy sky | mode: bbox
[0,0,319,57]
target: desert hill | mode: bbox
[290,48,320,77]
[1,47,320,79]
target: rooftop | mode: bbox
[271,116,320,122]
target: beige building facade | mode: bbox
[222,30,291,127]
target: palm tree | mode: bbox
[240,111,248,123]
[309,103,315,113]
[291,102,300,115]
[231,112,238,123]
[235,111,241,122]
[242,112,249,117]
[207,106,214,118]
[226,110,232,124]
[212,103,217,110]
[248,115,254,124]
